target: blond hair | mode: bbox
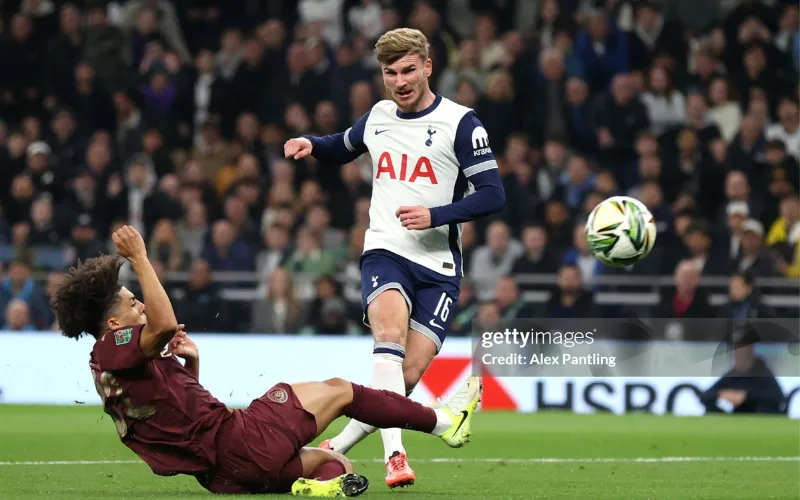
[374,28,430,66]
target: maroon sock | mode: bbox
[311,460,347,480]
[342,383,436,433]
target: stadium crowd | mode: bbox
[0,0,797,334]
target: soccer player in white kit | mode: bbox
[284,28,505,489]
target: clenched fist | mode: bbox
[284,137,313,160]
[112,225,147,262]
[396,206,432,230]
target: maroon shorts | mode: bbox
[200,383,319,494]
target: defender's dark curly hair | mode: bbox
[51,255,124,339]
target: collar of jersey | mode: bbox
[395,93,442,119]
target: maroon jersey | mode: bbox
[90,324,230,476]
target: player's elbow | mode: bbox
[486,184,506,214]
[140,324,179,358]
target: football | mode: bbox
[585,196,657,267]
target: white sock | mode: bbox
[329,419,375,454]
[432,409,454,436]
[372,344,407,463]
[328,343,407,462]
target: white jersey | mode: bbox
[341,94,499,277]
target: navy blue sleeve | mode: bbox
[305,112,370,165]
[428,111,505,228]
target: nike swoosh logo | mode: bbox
[429,319,443,329]
[452,410,468,434]
[375,129,390,135]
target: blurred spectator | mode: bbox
[493,276,529,320]
[655,259,715,318]
[734,219,777,277]
[591,74,649,166]
[285,225,339,281]
[708,76,743,143]
[256,223,292,283]
[121,1,191,63]
[721,201,750,261]
[475,70,516,154]
[563,223,603,285]
[554,155,596,211]
[173,259,232,333]
[177,201,209,260]
[3,298,35,331]
[6,175,37,226]
[765,96,800,160]
[629,1,687,76]
[203,219,255,272]
[438,40,487,101]
[25,141,64,202]
[699,326,785,414]
[512,225,559,276]
[305,204,345,253]
[143,174,183,237]
[678,220,728,276]
[729,115,767,180]
[223,195,260,250]
[83,3,131,91]
[28,195,60,246]
[641,65,686,136]
[719,270,774,320]
[540,264,597,318]
[65,213,107,267]
[70,61,116,136]
[251,267,303,333]
[0,259,48,330]
[148,218,189,272]
[469,221,523,301]
[575,10,628,93]
[315,296,353,334]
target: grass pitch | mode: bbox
[0,405,798,499]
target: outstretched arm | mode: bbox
[285,112,370,165]
[113,225,180,358]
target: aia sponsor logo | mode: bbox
[376,152,438,184]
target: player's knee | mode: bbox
[372,325,405,345]
[323,378,353,400]
[324,377,350,390]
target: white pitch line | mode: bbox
[0,457,797,466]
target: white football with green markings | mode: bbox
[585,196,657,267]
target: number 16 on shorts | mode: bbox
[430,292,453,330]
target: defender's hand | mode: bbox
[169,328,199,360]
[284,137,313,160]
[396,206,432,230]
[112,225,147,261]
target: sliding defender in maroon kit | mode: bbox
[51,224,481,497]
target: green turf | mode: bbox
[0,405,798,499]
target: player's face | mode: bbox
[108,287,146,331]
[381,53,432,112]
